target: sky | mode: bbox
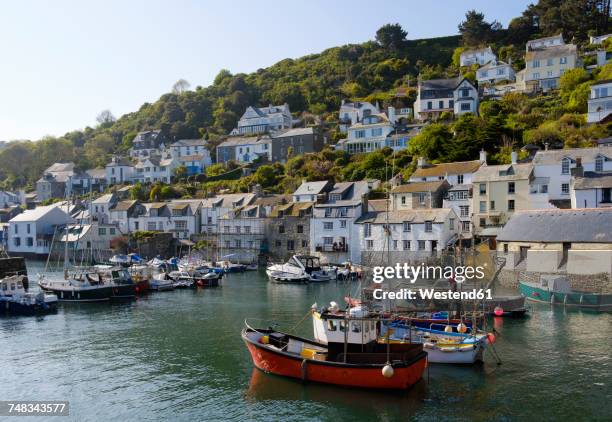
[0,0,533,141]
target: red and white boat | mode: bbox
[242,309,428,390]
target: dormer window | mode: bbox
[595,156,604,172]
[561,158,570,174]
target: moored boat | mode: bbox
[266,255,335,284]
[39,271,114,302]
[149,273,175,291]
[519,275,612,311]
[243,319,427,389]
[1,275,58,315]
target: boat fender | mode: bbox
[301,359,308,381]
[457,323,468,334]
[382,364,394,378]
[444,325,453,333]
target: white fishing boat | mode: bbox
[266,255,335,284]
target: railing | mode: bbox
[315,244,348,253]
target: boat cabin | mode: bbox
[539,275,572,293]
[294,255,322,274]
[312,304,378,345]
[0,275,27,297]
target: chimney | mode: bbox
[388,106,396,125]
[479,150,487,165]
[544,142,549,151]
[571,157,584,177]
[511,151,518,164]
[417,157,427,168]
[361,193,369,215]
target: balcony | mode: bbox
[315,244,348,253]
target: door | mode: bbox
[561,242,571,266]
[431,240,437,256]
[519,246,529,262]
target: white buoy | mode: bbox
[444,325,453,333]
[382,364,394,378]
[457,323,468,333]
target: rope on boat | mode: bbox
[288,309,313,334]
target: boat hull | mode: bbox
[110,284,136,299]
[242,330,427,390]
[41,285,113,302]
[0,298,57,315]
[519,281,612,311]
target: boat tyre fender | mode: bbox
[301,359,308,382]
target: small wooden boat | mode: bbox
[519,275,612,312]
[242,324,427,390]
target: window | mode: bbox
[427,101,432,110]
[449,218,454,229]
[364,223,372,237]
[14,225,18,234]
[560,56,567,64]
[224,226,230,233]
[340,220,346,228]
[147,222,157,231]
[508,200,515,211]
[234,239,241,248]
[457,174,464,184]
[461,88,470,97]
[287,240,295,251]
[561,158,570,174]
[561,183,570,195]
[461,221,470,232]
[595,156,604,172]
[508,182,515,194]
[460,103,471,111]
[109,228,116,235]
[372,128,383,137]
[480,201,487,212]
[418,192,426,205]
[497,68,505,76]
[245,226,251,234]
[438,100,444,109]
[403,221,411,232]
[324,208,332,217]
[503,243,509,253]
[355,130,366,138]
[99,228,106,235]
[13,237,20,247]
[26,237,33,247]
[418,240,426,251]
[207,216,212,224]
[480,218,486,227]
[425,221,433,232]
[479,184,486,195]
[26,224,30,234]
[401,196,406,205]
[459,205,469,218]
[323,237,333,245]
[278,225,285,234]
[532,60,540,68]
[392,240,398,250]
[323,222,333,230]
[547,58,553,66]
[403,240,410,250]
[366,240,374,250]
[175,220,187,231]
[297,225,303,234]
[490,200,495,210]
[134,222,139,230]
[449,100,454,108]
[235,226,241,234]
[302,240,308,248]
[533,72,540,79]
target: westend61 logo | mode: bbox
[371,263,490,301]
[372,263,486,284]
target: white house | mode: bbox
[199,193,257,235]
[356,208,459,259]
[133,154,177,183]
[310,181,375,264]
[414,77,478,121]
[170,139,212,175]
[91,193,118,223]
[571,171,612,208]
[108,200,142,233]
[531,147,612,207]
[8,204,73,257]
[106,156,134,185]
[216,135,272,164]
[526,34,565,51]
[338,101,380,132]
[0,191,21,209]
[460,46,496,67]
[590,33,612,45]
[587,80,612,123]
[477,60,516,85]
[292,180,333,203]
[231,104,292,135]
[168,200,202,239]
[443,185,473,235]
[337,109,394,153]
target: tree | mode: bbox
[172,79,190,94]
[458,10,500,47]
[375,24,407,51]
[253,165,277,187]
[129,183,146,201]
[96,109,116,126]
[173,165,188,180]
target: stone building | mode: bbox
[265,201,314,263]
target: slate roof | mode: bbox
[497,209,612,243]
[419,76,465,90]
[172,139,207,147]
[533,146,612,165]
[272,127,314,138]
[217,136,270,148]
[112,200,138,212]
[411,160,481,178]
[293,181,332,196]
[526,44,576,61]
[391,181,448,194]
[573,172,612,189]
[268,201,315,218]
[10,204,70,222]
[92,193,115,204]
[472,163,533,182]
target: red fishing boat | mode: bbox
[242,310,427,390]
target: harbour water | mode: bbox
[1,261,610,421]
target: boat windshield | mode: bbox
[297,256,321,271]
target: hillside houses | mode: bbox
[460,46,496,67]
[231,103,292,135]
[524,43,579,91]
[414,77,479,121]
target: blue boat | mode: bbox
[519,275,612,312]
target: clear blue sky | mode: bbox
[0,0,533,141]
